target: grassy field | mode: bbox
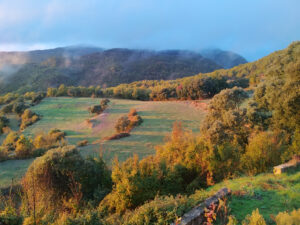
[206,169,300,224]
[0,97,208,187]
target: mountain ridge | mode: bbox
[0,46,247,93]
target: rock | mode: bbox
[273,155,300,175]
[173,188,231,225]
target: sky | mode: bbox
[0,0,299,61]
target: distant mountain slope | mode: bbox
[192,41,299,86]
[200,49,247,68]
[0,47,225,93]
[0,45,249,94]
[75,49,222,87]
[110,41,300,91]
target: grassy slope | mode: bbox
[117,169,300,225]
[0,97,207,188]
[209,170,300,224]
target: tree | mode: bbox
[115,116,130,133]
[201,87,249,147]
[241,131,286,175]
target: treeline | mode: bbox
[46,76,248,101]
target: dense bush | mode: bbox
[114,109,143,133]
[22,146,112,218]
[77,140,88,147]
[241,209,266,225]
[88,105,104,114]
[1,129,66,161]
[115,116,130,133]
[0,115,9,134]
[0,146,9,162]
[201,87,249,147]
[275,208,300,225]
[88,98,110,115]
[2,131,19,150]
[15,135,33,159]
[0,206,22,225]
[20,109,40,130]
[100,123,210,214]
[241,131,287,175]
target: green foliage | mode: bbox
[89,98,109,114]
[115,116,130,133]
[0,206,22,225]
[105,195,192,225]
[201,87,249,147]
[22,146,111,217]
[15,135,33,159]
[0,115,9,134]
[100,123,209,214]
[114,109,143,133]
[253,60,300,133]
[0,93,20,105]
[2,131,19,150]
[53,210,103,225]
[241,132,287,175]
[88,105,104,114]
[20,109,40,130]
[0,146,9,162]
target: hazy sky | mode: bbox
[0,0,299,61]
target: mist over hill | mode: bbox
[0,46,246,93]
[200,49,247,69]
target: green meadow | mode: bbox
[0,97,208,188]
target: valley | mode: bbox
[0,97,208,188]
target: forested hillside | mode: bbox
[0,47,247,94]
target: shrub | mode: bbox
[0,104,13,114]
[77,140,88,147]
[53,210,102,225]
[0,147,9,162]
[20,109,40,130]
[0,206,22,225]
[103,195,190,225]
[242,209,266,225]
[104,133,130,140]
[241,131,286,175]
[2,132,19,150]
[12,102,28,116]
[33,129,65,150]
[100,99,110,107]
[22,146,112,216]
[128,108,137,117]
[88,105,104,114]
[115,116,130,133]
[0,115,9,134]
[48,128,65,141]
[114,109,143,133]
[275,208,300,225]
[15,135,33,159]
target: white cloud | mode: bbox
[0,43,56,51]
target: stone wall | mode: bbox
[173,187,231,225]
[273,155,300,175]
